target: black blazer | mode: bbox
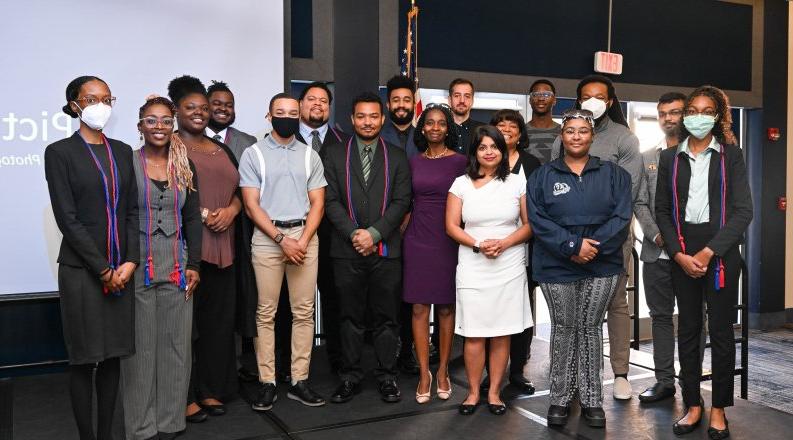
[513,149,542,180]
[44,131,139,276]
[323,137,412,259]
[655,143,753,258]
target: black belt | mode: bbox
[273,219,306,228]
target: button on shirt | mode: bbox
[238,134,327,222]
[353,136,383,244]
[679,136,721,224]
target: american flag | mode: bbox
[401,0,422,124]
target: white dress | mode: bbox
[449,173,533,337]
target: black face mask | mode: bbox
[271,116,299,138]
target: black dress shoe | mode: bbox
[582,407,606,428]
[238,367,259,383]
[546,405,569,426]
[508,373,535,395]
[488,403,507,415]
[287,380,326,407]
[379,379,402,403]
[251,383,278,411]
[707,419,729,440]
[158,432,178,440]
[199,401,226,416]
[458,403,479,415]
[330,380,360,403]
[185,408,208,423]
[397,352,420,375]
[639,382,676,403]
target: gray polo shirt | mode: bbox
[238,134,327,221]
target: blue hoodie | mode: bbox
[527,156,631,283]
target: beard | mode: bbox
[355,127,380,142]
[306,113,327,128]
[661,123,681,139]
[208,113,235,132]
[389,107,414,125]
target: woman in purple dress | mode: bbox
[403,103,467,404]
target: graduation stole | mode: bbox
[344,137,390,256]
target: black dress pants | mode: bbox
[334,256,402,383]
[672,223,739,408]
[318,230,342,368]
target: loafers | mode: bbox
[508,373,535,395]
[612,376,632,400]
[639,382,676,403]
[330,380,360,403]
[582,407,606,428]
[546,405,569,426]
[287,380,326,407]
[379,379,402,403]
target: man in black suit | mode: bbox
[205,80,261,384]
[296,82,351,374]
[324,92,412,404]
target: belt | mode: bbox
[273,219,306,228]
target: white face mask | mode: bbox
[75,102,113,130]
[580,97,608,120]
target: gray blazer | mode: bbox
[225,126,258,162]
[634,145,665,263]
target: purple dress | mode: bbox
[403,153,467,304]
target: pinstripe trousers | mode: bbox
[121,234,193,439]
[541,274,620,407]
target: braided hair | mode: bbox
[138,96,195,192]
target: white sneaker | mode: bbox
[613,376,632,400]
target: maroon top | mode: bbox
[187,147,240,268]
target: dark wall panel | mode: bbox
[400,0,752,90]
[291,0,313,59]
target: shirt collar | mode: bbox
[355,135,378,151]
[677,136,720,157]
[265,132,297,150]
[299,121,328,144]
[206,127,228,142]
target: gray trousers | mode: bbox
[643,258,707,387]
[121,273,193,439]
[542,274,620,407]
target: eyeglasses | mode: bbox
[684,108,717,117]
[530,91,554,100]
[74,96,117,107]
[561,109,595,126]
[658,109,683,118]
[139,117,175,128]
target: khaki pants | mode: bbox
[607,229,633,375]
[251,226,318,383]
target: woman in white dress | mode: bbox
[445,125,533,416]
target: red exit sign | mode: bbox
[594,51,623,75]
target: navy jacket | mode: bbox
[380,121,420,159]
[527,156,632,283]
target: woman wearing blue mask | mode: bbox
[655,86,753,439]
[45,76,139,440]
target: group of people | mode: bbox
[45,71,752,440]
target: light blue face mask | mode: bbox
[683,114,716,139]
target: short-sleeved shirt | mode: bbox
[524,122,561,164]
[238,134,327,221]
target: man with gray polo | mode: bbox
[239,93,327,411]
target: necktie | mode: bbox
[361,146,372,182]
[311,130,321,152]
[212,134,222,142]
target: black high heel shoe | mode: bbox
[708,417,730,439]
[672,398,705,436]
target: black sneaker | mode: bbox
[251,383,278,411]
[287,380,326,407]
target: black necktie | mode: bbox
[311,130,321,152]
[213,134,222,142]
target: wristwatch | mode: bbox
[472,241,480,254]
[273,233,285,244]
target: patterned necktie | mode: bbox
[361,145,373,181]
[212,134,222,142]
[311,130,321,151]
